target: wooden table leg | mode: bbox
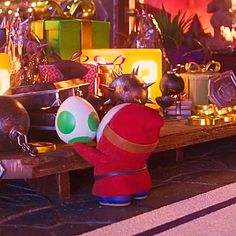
[27,172,71,199]
[175,147,184,162]
[56,172,70,198]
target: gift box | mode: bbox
[81,48,163,104]
[166,100,192,116]
[31,19,110,60]
[180,61,221,108]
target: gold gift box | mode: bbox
[188,104,236,126]
[188,115,221,126]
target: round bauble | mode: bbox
[0,96,30,151]
[55,96,99,144]
[160,71,185,96]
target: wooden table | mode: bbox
[1,119,236,198]
[156,119,236,160]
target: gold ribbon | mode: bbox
[103,125,159,154]
[70,51,89,62]
[94,55,126,66]
[32,0,95,19]
[185,60,221,73]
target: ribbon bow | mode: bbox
[185,60,221,73]
[94,55,126,66]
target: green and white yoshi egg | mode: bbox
[55,96,100,144]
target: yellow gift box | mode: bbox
[81,48,162,104]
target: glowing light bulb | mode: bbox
[4,1,10,7]
[28,7,33,13]
[0,53,10,95]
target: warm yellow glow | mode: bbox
[31,2,37,7]
[129,0,135,9]
[7,9,12,15]
[0,53,10,95]
[81,48,163,104]
[232,0,236,10]
[0,70,10,94]
[221,26,236,41]
[4,1,10,7]
[37,1,42,7]
[28,7,33,13]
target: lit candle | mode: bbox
[0,53,10,94]
[232,0,236,10]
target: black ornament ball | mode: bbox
[160,71,185,96]
[0,96,30,151]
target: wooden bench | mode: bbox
[0,119,236,198]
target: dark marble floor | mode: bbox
[0,136,236,236]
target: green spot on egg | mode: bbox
[68,136,92,144]
[88,112,99,132]
[57,111,76,134]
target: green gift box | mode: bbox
[31,19,110,59]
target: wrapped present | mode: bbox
[94,55,126,95]
[38,64,64,83]
[81,48,163,104]
[31,19,110,60]
[166,100,192,116]
[180,61,221,108]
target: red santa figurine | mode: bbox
[73,103,164,206]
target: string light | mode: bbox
[4,1,11,7]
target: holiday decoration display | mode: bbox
[72,103,164,206]
[188,104,236,126]
[0,96,33,153]
[155,95,176,118]
[157,69,185,117]
[159,71,185,97]
[180,60,221,108]
[5,14,47,87]
[82,48,163,102]
[0,53,11,94]
[55,96,100,144]
[128,5,170,73]
[39,51,89,83]
[100,68,154,106]
[208,70,236,108]
[130,6,164,49]
[31,19,110,59]
[153,6,209,66]
[94,55,125,95]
